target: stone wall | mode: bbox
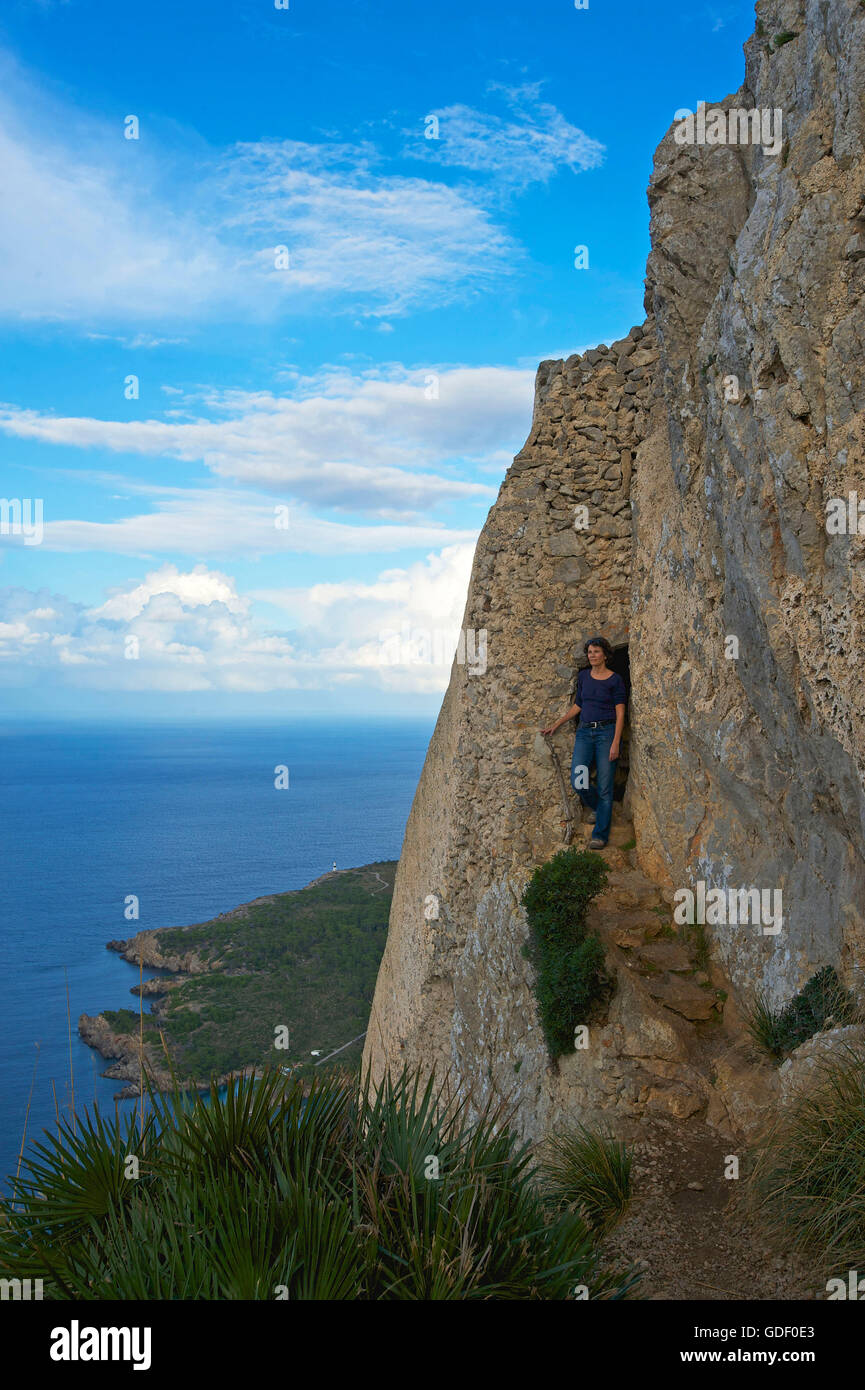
[365,330,659,1134]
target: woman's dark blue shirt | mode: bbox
[576,668,628,725]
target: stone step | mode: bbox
[636,939,694,973]
[574,820,635,848]
[588,907,666,948]
[596,868,663,912]
[607,821,637,848]
[593,845,631,871]
[644,973,720,1022]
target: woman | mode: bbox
[541,636,627,849]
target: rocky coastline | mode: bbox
[78,864,387,1098]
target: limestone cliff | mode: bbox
[364,0,865,1142]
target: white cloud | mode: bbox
[0,61,518,326]
[86,333,189,350]
[0,363,532,517]
[209,140,518,318]
[0,547,477,693]
[406,84,604,187]
[0,619,33,642]
[0,113,224,324]
[29,486,480,557]
[88,564,247,621]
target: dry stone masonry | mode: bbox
[364,0,865,1145]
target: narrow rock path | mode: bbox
[570,811,811,1300]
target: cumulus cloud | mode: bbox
[255,543,476,691]
[0,548,477,693]
[89,564,247,621]
[0,363,532,517]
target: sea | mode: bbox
[0,718,433,1193]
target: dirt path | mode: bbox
[601,1117,812,1300]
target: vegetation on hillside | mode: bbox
[106,863,396,1082]
[747,1049,865,1276]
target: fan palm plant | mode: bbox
[1,1066,638,1300]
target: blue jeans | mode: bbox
[570,724,618,843]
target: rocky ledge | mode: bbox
[105,929,211,974]
[78,1012,259,1100]
[84,923,219,1096]
[78,1013,176,1099]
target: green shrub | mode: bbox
[102,1009,148,1037]
[540,1125,632,1233]
[747,1049,865,1273]
[746,967,857,1061]
[0,1068,637,1301]
[521,848,612,1059]
[744,992,789,1060]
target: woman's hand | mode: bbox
[609,740,620,761]
[542,704,578,738]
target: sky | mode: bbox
[0,0,757,720]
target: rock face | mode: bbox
[631,0,865,1010]
[77,1014,175,1099]
[777,1024,865,1104]
[364,0,865,1142]
[106,930,210,975]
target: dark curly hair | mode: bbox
[583,635,613,660]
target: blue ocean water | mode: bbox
[0,718,433,1193]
